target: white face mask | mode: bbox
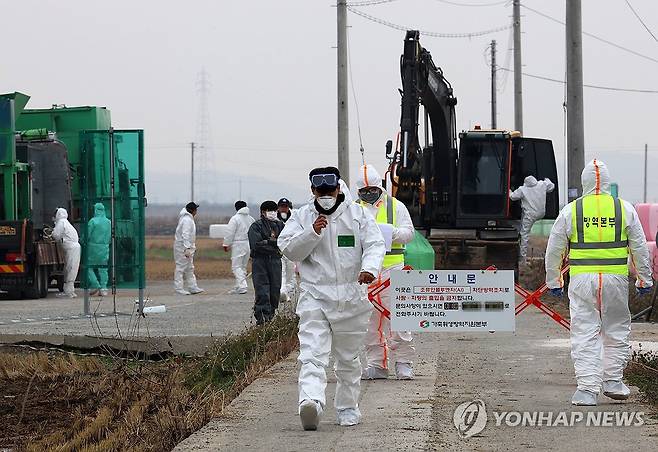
[265,211,277,221]
[280,212,288,220]
[317,195,337,210]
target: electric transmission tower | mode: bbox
[194,68,216,203]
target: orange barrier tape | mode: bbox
[367,265,413,320]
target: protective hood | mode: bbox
[55,208,68,221]
[237,206,250,215]
[355,164,383,190]
[339,179,354,203]
[179,208,192,219]
[581,159,611,196]
[94,203,106,217]
[524,175,538,187]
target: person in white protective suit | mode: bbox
[278,166,385,431]
[510,175,555,260]
[53,208,81,298]
[173,202,204,296]
[277,197,297,302]
[355,164,416,380]
[545,159,653,406]
[223,200,255,295]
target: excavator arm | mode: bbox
[391,30,458,229]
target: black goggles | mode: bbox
[311,173,339,188]
[359,187,381,195]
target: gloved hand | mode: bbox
[549,287,563,297]
[184,248,193,258]
[636,286,653,296]
[358,271,375,285]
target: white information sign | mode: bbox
[390,269,515,332]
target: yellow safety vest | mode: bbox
[569,194,628,276]
[361,195,405,268]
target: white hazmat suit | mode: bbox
[174,208,203,295]
[278,180,385,428]
[280,252,296,300]
[52,208,80,298]
[278,207,297,301]
[224,206,255,294]
[545,160,652,405]
[356,164,416,379]
[510,175,555,260]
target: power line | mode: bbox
[432,0,509,7]
[347,6,512,38]
[624,0,658,42]
[497,24,514,92]
[346,0,398,6]
[147,143,336,152]
[498,67,658,93]
[521,3,658,65]
[346,28,367,165]
[347,0,509,7]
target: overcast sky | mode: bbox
[3,0,657,206]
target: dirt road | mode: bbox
[176,306,658,451]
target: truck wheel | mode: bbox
[57,277,64,293]
[7,289,22,300]
[24,266,47,299]
[39,268,49,298]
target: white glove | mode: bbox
[184,248,193,258]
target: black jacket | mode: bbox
[248,218,284,258]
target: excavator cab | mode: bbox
[456,130,559,229]
[457,131,512,225]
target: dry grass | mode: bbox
[0,351,105,379]
[626,350,658,407]
[0,315,298,452]
[146,259,234,281]
[146,236,239,281]
[146,236,226,254]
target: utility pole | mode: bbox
[513,0,523,134]
[337,0,350,185]
[644,143,649,204]
[490,39,497,129]
[190,142,195,201]
[566,0,585,202]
